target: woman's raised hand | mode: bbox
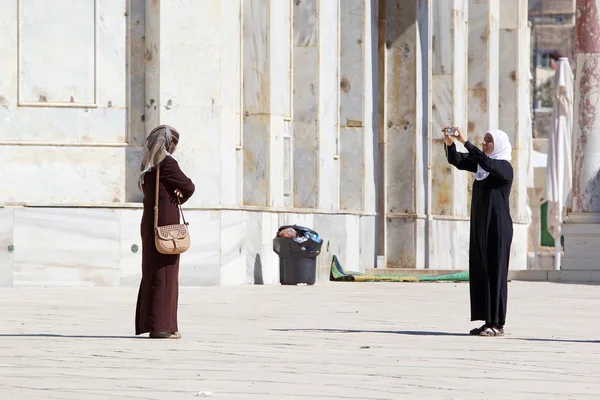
[455,127,467,144]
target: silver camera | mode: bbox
[443,127,458,136]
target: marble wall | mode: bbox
[0,205,372,287]
[0,0,532,286]
[0,0,377,287]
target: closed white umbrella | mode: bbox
[545,57,574,270]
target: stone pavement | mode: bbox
[0,282,599,400]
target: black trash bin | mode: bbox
[273,225,323,285]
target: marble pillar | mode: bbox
[431,0,468,219]
[467,0,499,212]
[339,0,365,211]
[378,0,430,268]
[561,0,600,275]
[318,0,340,211]
[428,0,470,269]
[499,0,531,270]
[292,0,319,208]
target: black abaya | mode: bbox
[445,141,514,325]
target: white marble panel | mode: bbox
[260,212,280,285]
[466,0,500,129]
[293,119,319,208]
[159,0,220,108]
[499,0,519,29]
[269,116,285,208]
[221,107,242,207]
[318,0,339,211]
[0,106,127,143]
[159,106,221,208]
[431,74,453,139]
[243,211,263,283]
[509,223,528,271]
[387,123,417,213]
[340,127,363,211]
[178,211,221,286]
[313,214,350,280]
[415,218,426,269]
[385,217,416,268]
[12,208,120,286]
[270,0,292,118]
[127,8,146,147]
[452,2,468,126]
[293,0,318,47]
[359,216,377,272]
[431,139,453,216]
[96,0,127,108]
[362,0,376,215]
[0,0,127,143]
[220,0,242,207]
[119,209,143,286]
[220,211,247,286]
[0,146,127,204]
[0,208,14,287]
[432,1,453,75]
[344,215,361,273]
[429,219,470,269]
[278,213,315,230]
[19,0,95,104]
[339,0,364,125]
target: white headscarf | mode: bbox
[474,129,512,181]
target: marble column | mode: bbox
[498,0,530,269]
[467,0,499,204]
[339,0,366,212]
[561,0,600,276]
[429,0,469,269]
[378,0,430,268]
[292,0,319,209]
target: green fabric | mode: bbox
[329,255,469,282]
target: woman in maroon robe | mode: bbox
[135,125,195,339]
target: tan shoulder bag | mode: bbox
[154,164,191,255]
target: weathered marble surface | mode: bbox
[431,1,469,218]
[467,0,499,143]
[241,0,269,207]
[293,0,319,209]
[318,0,340,211]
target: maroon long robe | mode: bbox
[135,156,195,335]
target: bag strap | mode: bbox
[154,165,160,230]
[154,163,188,230]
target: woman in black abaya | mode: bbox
[444,127,514,337]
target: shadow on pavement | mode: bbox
[0,334,143,339]
[511,337,600,344]
[273,329,600,343]
[272,328,470,337]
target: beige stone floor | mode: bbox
[0,281,599,399]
